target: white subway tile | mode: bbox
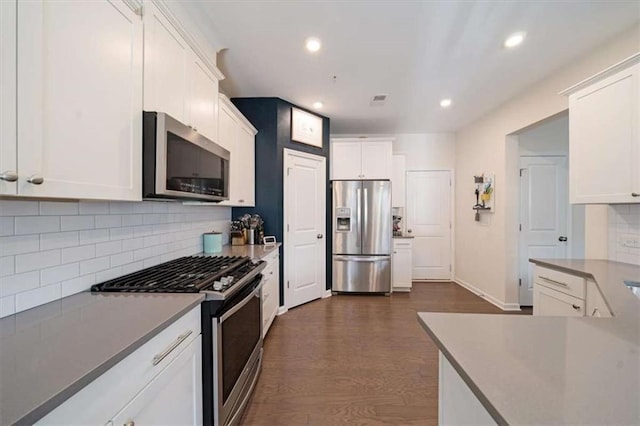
[39,201,79,215]
[151,202,168,213]
[95,215,122,229]
[41,263,79,286]
[0,200,39,216]
[143,256,162,268]
[61,216,95,231]
[133,225,153,238]
[61,245,96,264]
[0,256,14,277]
[96,240,122,257]
[111,251,133,267]
[16,250,61,273]
[80,256,110,275]
[0,295,15,317]
[15,283,61,313]
[134,247,154,261]
[109,202,134,214]
[0,271,40,297]
[0,235,39,256]
[122,214,143,227]
[79,229,109,245]
[133,202,155,214]
[40,231,79,250]
[61,274,95,298]
[0,217,13,236]
[96,266,122,282]
[121,261,144,275]
[143,235,161,247]
[78,201,110,215]
[110,227,134,241]
[143,214,161,225]
[122,238,144,251]
[15,216,60,235]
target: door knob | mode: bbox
[407,229,412,233]
[27,174,44,185]
[317,234,323,239]
[632,193,640,197]
[558,236,568,242]
[0,171,18,182]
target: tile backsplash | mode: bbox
[0,200,231,318]
[608,204,640,265]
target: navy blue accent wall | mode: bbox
[231,98,331,307]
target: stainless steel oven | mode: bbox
[202,273,264,426]
[143,111,230,202]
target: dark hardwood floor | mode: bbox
[241,281,530,425]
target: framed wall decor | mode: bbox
[291,108,323,148]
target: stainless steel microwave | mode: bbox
[143,112,230,202]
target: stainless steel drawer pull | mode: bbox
[152,330,192,366]
[27,174,44,185]
[395,243,410,246]
[0,171,18,182]
[571,304,581,310]
[539,276,568,287]
[632,193,640,197]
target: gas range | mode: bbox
[90,255,265,300]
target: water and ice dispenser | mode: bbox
[335,207,351,232]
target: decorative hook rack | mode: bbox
[473,173,494,221]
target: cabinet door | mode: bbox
[236,125,256,206]
[143,2,188,122]
[0,0,17,195]
[188,56,219,142]
[17,0,142,200]
[533,285,584,316]
[331,141,362,179]
[361,141,392,179]
[217,102,238,206]
[262,255,280,337]
[392,155,406,207]
[392,246,412,289]
[569,64,639,203]
[110,336,203,426]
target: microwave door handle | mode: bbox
[219,279,264,323]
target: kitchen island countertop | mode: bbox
[418,259,640,425]
[0,291,205,425]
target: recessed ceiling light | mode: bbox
[305,37,321,53]
[504,32,526,48]
[440,99,452,108]
[313,101,323,109]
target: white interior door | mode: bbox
[406,171,451,280]
[519,156,568,306]
[284,149,326,309]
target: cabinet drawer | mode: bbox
[37,305,201,425]
[535,266,585,299]
[533,285,584,317]
[393,239,413,249]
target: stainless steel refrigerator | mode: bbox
[332,180,392,293]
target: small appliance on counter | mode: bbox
[203,231,223,254]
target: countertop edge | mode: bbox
[417,312,508,426]
[528,258,596,280]
[17,293,205,425]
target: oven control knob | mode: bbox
[213,281,223,291]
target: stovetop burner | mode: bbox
[90,255,262,296]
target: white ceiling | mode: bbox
[182,1,640,134]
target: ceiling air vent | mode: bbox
[370,94,387,106]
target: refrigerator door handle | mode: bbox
[356,187,362,248]
[363,187,368,246]
[334,255,391,262]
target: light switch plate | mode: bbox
[619,234,640,249]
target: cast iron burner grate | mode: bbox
[91,256,257,293]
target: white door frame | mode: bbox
[518,155,571,306]
[405,168,455,281]
[282,148,326,311]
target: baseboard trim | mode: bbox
[277,306,288,315]
[322,289,332,298]
[453,277,521,311]
[392,287,411,292]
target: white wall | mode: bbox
[0,200,231,318]
[392,133,455,170]
[455,25,640,309]
[518,114,569,156]
[608,204,640,265]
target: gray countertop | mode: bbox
[418,259,640,425]
[203,243,281,260]
[0,291,205,425]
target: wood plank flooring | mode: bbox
[241,281,530,425]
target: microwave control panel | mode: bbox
[335,207,351,232]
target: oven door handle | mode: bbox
[219,280,264,323]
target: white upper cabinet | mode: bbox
[562,56,640,204]
[16,0,143,200]
[0,0,17,196]
[392,154,406,207]
[331,138,393,180]
[143,2,222,143]
[218,94,256,207]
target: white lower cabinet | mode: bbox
[110,336,202,426]
[533,285,584,316]
[392,239,413,291]
[36,306,201,425]
[261,251,280,338]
